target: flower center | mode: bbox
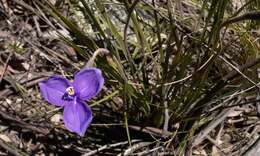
[62,86,75,101]
[66,86,75,96]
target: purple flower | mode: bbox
[39,68,104,136]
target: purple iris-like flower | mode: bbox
[39,68,104,136]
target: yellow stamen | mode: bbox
[66,87,75,96]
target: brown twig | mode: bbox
[241,126,260,156]
[121,141,151,156]
[82,140,140,156]
[192,106,234,147]
[0,72,52,98]
[221,10,260,28]
[0,109,49,135]
[0,52,12,84]
[0,138,29,156]
[128,125,172,137]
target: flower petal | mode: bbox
[63,99,92,136]
[39,76,71,106]
[73,68,104,100]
